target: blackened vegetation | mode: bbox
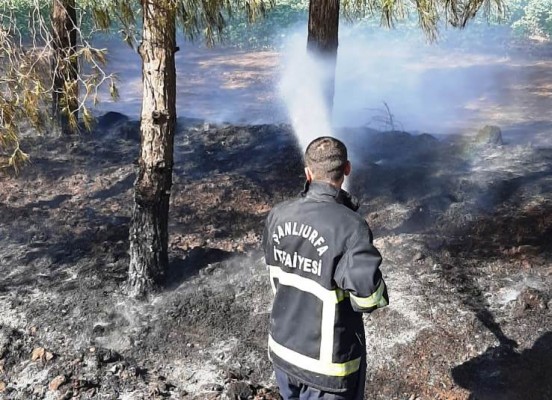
[175,123,303,194]
[442,169,552,399]
[344,128,467,234]
[334,127,551,399]
[165,247,232,288]
[0,118,302,398]
[452,332,552,400]
[0,117,551,398]
[0,200,129,295]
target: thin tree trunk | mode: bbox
[307,0,340,115]
[51,0,78,134]
[128,0,177,298]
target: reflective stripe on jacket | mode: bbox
[262,181,389,392]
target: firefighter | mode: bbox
[262,136,389,400]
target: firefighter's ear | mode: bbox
[304,167,313,182]
[344,161,352,176]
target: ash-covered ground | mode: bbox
[0,114,551,400]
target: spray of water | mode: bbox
[277,24,525,146]
[278,30,359,189]
[278,31,356,189]
[278,33,336,151]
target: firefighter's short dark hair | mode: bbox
[304,136,348,182]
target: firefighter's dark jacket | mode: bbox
[262,181,389,392]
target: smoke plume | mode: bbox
[277,24,534,148]
[278,35,335,151]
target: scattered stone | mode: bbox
[201,383,224,392]
[254,387,281,400]
[223,368,247,382]
[413,252,425,262]
[49,375,67,391]
[513,287,549,317]
[108,361,129,375]
[97,348,122,364]
[92,324,106,336]
[226,381,254,399]
[31,347,45,361]
[475,125,503,146]
[59,389,74,400]
[149,380,172,397]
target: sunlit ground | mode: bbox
[93,31,552,146]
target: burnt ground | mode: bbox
[0,115,551,400]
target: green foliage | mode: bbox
[340,0,506,42]
[0,0,118,172]
[223,0,508,48]
[509,0,552,38]
[0,0,509,50]
[6,0,550,45]
[1,0,105,37]
[88,0,274,47]
[222,1,308,48]
[1,0,273,172]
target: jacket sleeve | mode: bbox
[334,220,389,313]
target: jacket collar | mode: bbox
[301,180,360,212]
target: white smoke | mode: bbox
[278,28,423,155]
[277,24,520,145]
[94,24,547,147]
[278,33,335,151]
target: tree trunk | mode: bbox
[51,0,78,134]
[307,0,340,115]
[127,0,177,298]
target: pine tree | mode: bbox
[127,0,178,297]
[51,0,79,135]
[122,0,268,298]
[0,0,116,171]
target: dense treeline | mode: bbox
[5,0,552,48]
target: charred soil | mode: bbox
[0,117,551,399]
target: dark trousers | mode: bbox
[274,360,367,400]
